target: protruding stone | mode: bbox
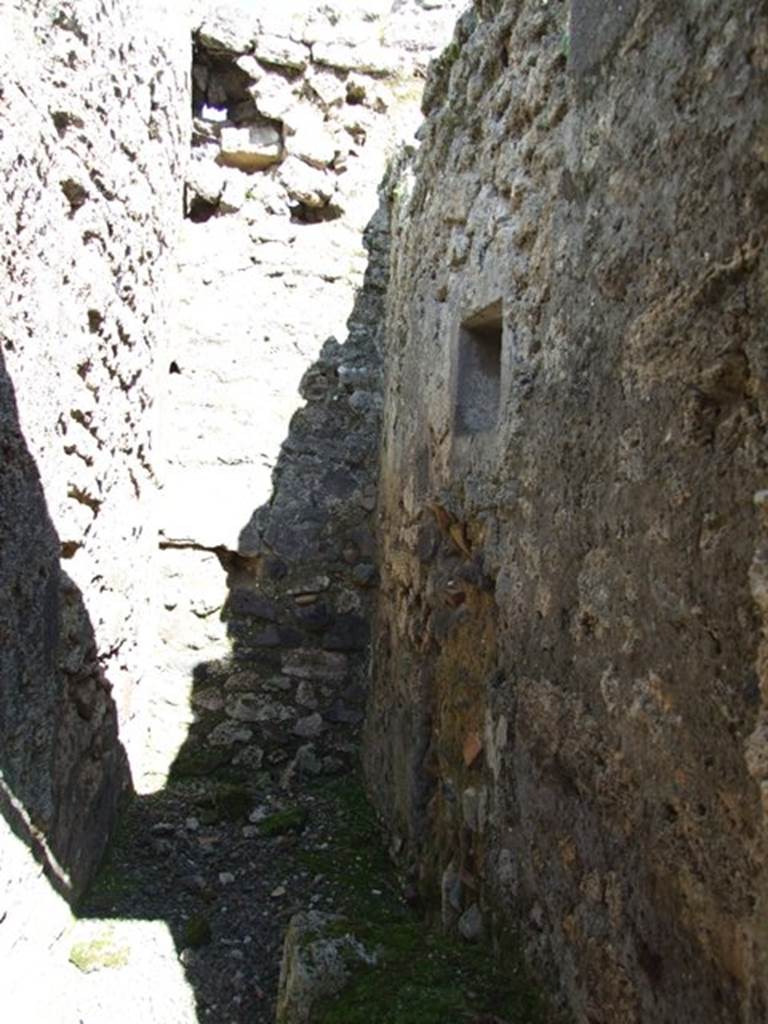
[284,109,338,169]
[276,912,377,1024]
[306,68,347,109]
[295,680,319,709]
[255,34,309,72]
[186,159,224,205]
[218,124,283,171]
[288,576,331,596]
[232,745,265,769]
[235,54,262,80]
[279,157,335,208]
[461,786,487,833]
[198,7,254,54]
[312,42,398,76]
[458,904,483,943]
[191,687,225,713]
[224,670,262,692]
[249,74,297,122]
[226,694,293,723]
[462,730,483,768]
[219,175,249,213]
[206,721,254,747]
[294,712,324,738]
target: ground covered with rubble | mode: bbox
[70,765,554,1024]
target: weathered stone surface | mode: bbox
[206,721,254,747]
[294,713,325,739]
[187,157,225,205]
[249,73,298,121]
[282,650,349,681]
[366,1,768,1022]
[276,911,376,1024]
[198,4,254,54]
[255,34,309,72]
[279,156,335,208]
[458,903,483,943]
[225,694,293,723]
[284,108,338,169]
[1,0,187,1010]
[313,41,398,76]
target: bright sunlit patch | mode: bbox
[62,918,199,1023]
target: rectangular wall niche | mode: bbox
[454,300,503,435]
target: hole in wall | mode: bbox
[289,202,343,225]
[454,300,503,435]
[169,361,182,375]
[186,194,220,223]
[60,177,89,214]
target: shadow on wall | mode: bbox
[34,178,395,1022]
[0,345,131,922]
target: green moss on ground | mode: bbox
[304,776,553,1024]
[258,805,309,836]
[168,743,233,781]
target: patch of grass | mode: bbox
[215,782,252,822]
[315,921,549,1024]
[298,777,397,924]
[69,930,130,973]
[183,911,213,949]
[258,805,309,837]
[84,860,132,910]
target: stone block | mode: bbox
[284,108,338,169]
[227,588,279,620]
[218,124,283,170]
[225,694,293,723]
[255,34,309,72]
[249,73,298,122]
[312,42,398,76]
[198,6,255,54]
[294,713,324,738]
[282,649,349,681]
[279,156,334,208]
[276,911,376,1024]
[186,159,224,205]
[206,721,254,747]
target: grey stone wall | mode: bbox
[366,1,768,1021]
[0,0,187,1001]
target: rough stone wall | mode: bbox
[149,0,464,789]
[0,0,187,999]
[367,1,768,1021]
[1,0,188,761]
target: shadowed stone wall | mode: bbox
[366,1,768,1021]
[0,0,187,1010]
